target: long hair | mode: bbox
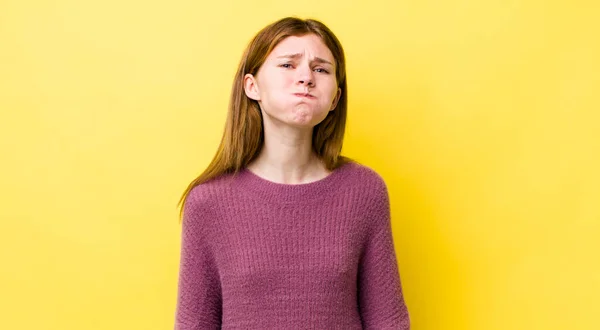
[177,17,354,222]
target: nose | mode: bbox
[296,64,314,87]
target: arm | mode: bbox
[174,190,222,330]
[358,179,410,329]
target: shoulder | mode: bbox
[342,162,392,232]
[343,161,389,200]
[182,172,237,220]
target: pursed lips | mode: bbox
[293,92,315,99]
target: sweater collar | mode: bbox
[232,161,355,204]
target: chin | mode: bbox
[290,112,329,128]
[264,104,328,128]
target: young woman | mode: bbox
[174,16,410,329]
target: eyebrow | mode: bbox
[276,53,334,66]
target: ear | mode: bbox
[330,87,342,111]
[244,73,261,101]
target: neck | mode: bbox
[246,123,327,184]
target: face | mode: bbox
[244,34,342,128]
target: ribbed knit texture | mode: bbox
[174,161,410,329]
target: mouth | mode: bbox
[293,92,315,99]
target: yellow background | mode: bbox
[1,0,598,329]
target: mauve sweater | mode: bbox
[174,161,410,329]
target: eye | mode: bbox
[314,68,329,74]
[280,63,293,68]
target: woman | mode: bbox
[174,17,410,329]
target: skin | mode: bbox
[243,33,342,184]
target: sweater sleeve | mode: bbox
[174,190,222,330]
[357,178,410,329]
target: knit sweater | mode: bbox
[174,161,410,329]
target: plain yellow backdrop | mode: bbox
[1,0,598,329]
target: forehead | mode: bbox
[267,34,334,62]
